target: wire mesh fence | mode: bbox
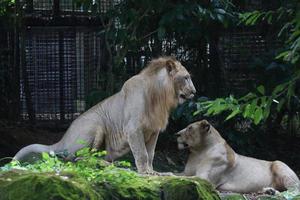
[220,27,282,94]
[19,0,112,13]
[0,26,17,120]
[20,27,101,121]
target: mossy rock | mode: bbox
[0,170,101,200]
[96,176,160,200]
[0,170,221,200]
[154,176,220,200]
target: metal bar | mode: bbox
[53,0,60,17]
[59,31,65,122]
[20,28,35,123]
[25,0,33,13]
[12,0,21,120]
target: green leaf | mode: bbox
[193,110,201,116]
[276,51,289,60]
[267,14,273,24]
[42,152,50,160]
[213,104,227,115]
[263,99,272,119]
[225,107,240,121]
[253,107,263,125]
[272,84,286,96]
[287,84,295,107]
[206,106,215,116]
[257,85,265,95]
[243,104,251,118]
[249,99,258,117]
[239,92,256,102]
[244,11,262,26]
[260,96,267,107]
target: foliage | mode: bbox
[0,148,220,200]
[100,0,237,52]
[0,0,14,16]
[188,1,300,131]
[239,3,300,64]
[75,0,238,96]
[193,74,300,125]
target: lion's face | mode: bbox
[167,60,196,104]
[176,120,210,149]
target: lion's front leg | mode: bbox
[146,132,159,171]
[145,132,174,176]
[127,129,151,174]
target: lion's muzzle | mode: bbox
[176,130,189,150]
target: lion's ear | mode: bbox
[200,120,210,133]
[166,59,177,75]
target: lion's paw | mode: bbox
[140,170,174,176]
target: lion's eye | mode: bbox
[184,75,191,81]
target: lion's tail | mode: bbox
[14,143,55,162]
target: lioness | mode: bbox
[14,57,196,174]
[176,120,300,193]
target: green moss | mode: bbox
[292,195,300,200]
[0,153,222,200]
[220,193,246,200]
[257,196,285,200]
[0,171,102,200]
[95,174,160,200]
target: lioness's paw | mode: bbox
[262,187,279,195]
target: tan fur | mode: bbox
[14,57,196,174]
[225,143,235,168]
[177,120,300,193]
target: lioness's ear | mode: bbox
[166,59,177,75]
[200,120,210,133]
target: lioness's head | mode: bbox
[142,57,196,104]
[176,120,211,149]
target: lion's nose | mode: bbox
[175,131,182,136]
[191,88,196,95]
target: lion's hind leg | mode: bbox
[271,161,300,191]
[92,127,105,150]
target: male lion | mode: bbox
[14,57,196,174]
[176,120,300,193]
